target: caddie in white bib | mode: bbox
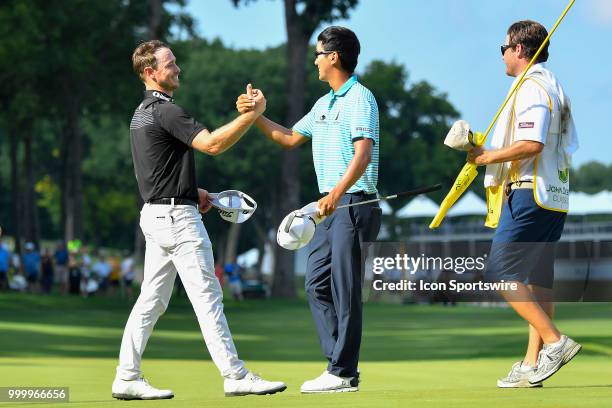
[521,70,575,212]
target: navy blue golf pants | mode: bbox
[305,193,381,378]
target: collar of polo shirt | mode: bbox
[329,75,358,98]
[145,89,175,103]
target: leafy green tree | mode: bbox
[0,0,195,249]
[572,161,612,194]
[0,1,49,251]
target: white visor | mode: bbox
[208,190,257,224]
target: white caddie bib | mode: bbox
[511,72,570,212]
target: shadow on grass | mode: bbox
[0,293,610,362]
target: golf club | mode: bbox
[299,183,442,218]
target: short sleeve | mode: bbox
[292,106,315,138]
[351,93,379,144]
[154,103,207,146]
[513,81,551,144]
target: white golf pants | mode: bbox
[116,203,247,380]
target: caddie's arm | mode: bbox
[235,93,308,149]
[191,90,266,156]
[317,138,373,216]
[467,140,543,166]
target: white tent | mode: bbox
[396,195,439,218]
[238,238,274,275]
[569,190,612,215]
[568,191,591,215]
[237,248,259,268]
[379,200,393,215]
[447,191,487,217]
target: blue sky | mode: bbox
[181,0,612,166]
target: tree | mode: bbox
[232,0,359,298]
[0,1,196,251]
[572,161,612,194]
[0,1,48,250]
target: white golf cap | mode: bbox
[208,190,257,224]
[276,202,324,250]
[444,120,475,151]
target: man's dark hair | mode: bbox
[507,20,549,63]
[317,26,360,74]
[132,40,169,81]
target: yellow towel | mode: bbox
[429,132,486,229]
[484,184,505,228]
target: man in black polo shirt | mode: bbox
[112,40,286,400]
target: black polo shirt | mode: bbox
[129,90,206,203]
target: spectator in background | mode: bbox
[120,251,135,300]
[0,238,9,291]
[224,260,243,301]
[93,253,112,294]
[214,262,225,288]
[11,251,21,276]
[68,251,82,296]
[81,246,92,280]
[23,242,41,293]
[109,254,122,297]
[41,248,55,294]
[54,241,69,294]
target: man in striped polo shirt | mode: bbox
[237,26,381,393]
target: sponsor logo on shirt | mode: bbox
[518,122,535,129]
[152,91,174,102]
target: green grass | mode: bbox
[0,293,611,407]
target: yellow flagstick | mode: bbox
[429,0,576,229]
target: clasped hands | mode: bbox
[236,83,266,116]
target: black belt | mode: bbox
[148,198,198,207]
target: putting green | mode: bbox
[0,293,610,407]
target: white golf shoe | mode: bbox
[497,361,542,388]
[529,335,582,384]
[300,371,359,393]
[224,371,287,397]
[111,377,174,400]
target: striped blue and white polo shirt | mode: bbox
[293,75,379,194]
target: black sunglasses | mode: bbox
[500,44,515,56]
[314,50,336,58]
